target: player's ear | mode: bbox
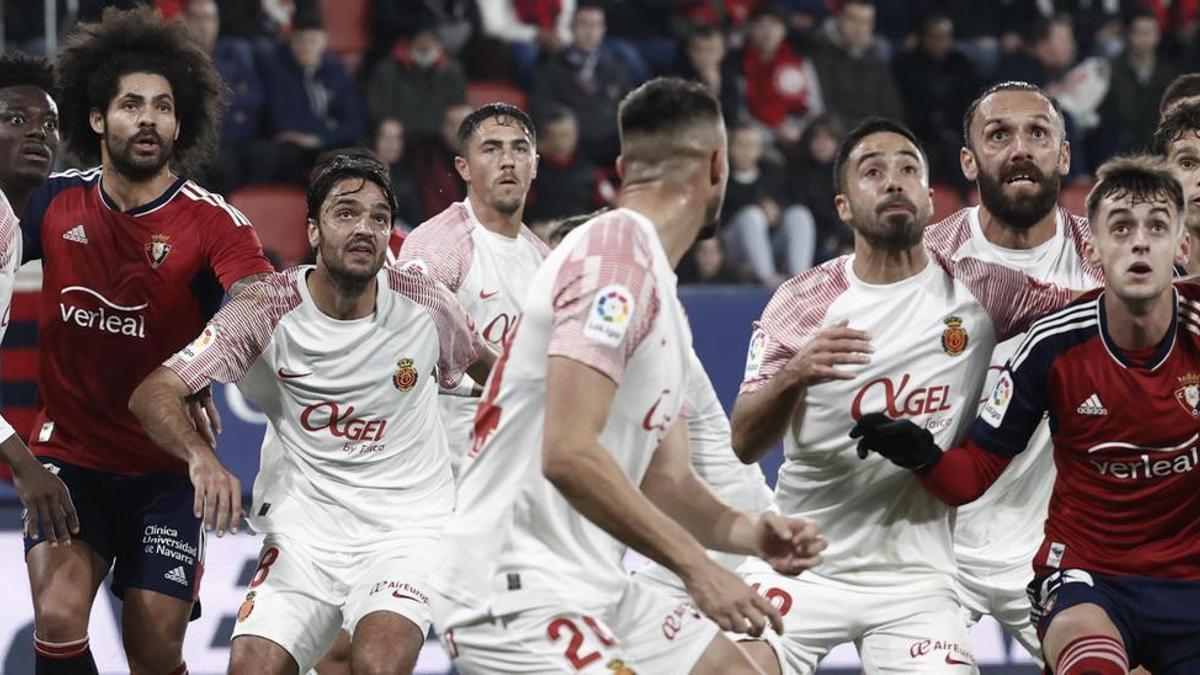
[1058,139,1071,176]
[306,217,320,249]
[1178,227,1191,269]
[615,155,626,181]
[531,152,539,181]
[710,146,726,188]
[453,154,470,183]
[89,109,104,135]
[960,146,978,182]
[1084,230,1100,267]
[834,193,852,224]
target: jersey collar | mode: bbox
[97,174,189,216]
[1097,288,1179,371]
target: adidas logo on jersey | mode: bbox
[62,224,88,244]
[164,565,188,586]
[1077,394,1108,416]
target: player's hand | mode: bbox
[186,386,222,448]
[13,458,79,546]
[681,559,783,637]
[780,320,871,387]
[849,412,942,472]
[754,511,826,575]
[188,449,242,536]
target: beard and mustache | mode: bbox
[976,158,1062,230]
[107,127,174,182]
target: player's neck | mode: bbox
[977,205,1056,250]
[467,194,522,238]
[307,267,376,320]
[1187,240,1200,276]
[852,242,929,284]
[100,163,177,212]
[1105,288,1175,351]
[618,189,703,268]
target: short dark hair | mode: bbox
[292,7,325,32]
[0,52,56,96]
[55,6,226,174]
[1085,155,1184,227]
[1126,5,1159,29]
[306,148,398,221]
[618,77,722,153]
[536,104,575,130]
[962,80,1065,148]
[1028,13,1071,45]
[548,208,608,247]
[832,117,925,193]
[1160,73,1200,114]
[1152,99,1200,156]
[457,102,536,148]
[687,24,723,44]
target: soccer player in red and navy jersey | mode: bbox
[853,156,1200,675]
[20,8,273,675]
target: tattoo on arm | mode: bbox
[228,273,270,298]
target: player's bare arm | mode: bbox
[731,321,872,462]
[3,434,79,545]
[543,355,785,635]
[465,345,497,394]
[130,367,242,536]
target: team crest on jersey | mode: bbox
[1174,373,1200,418]
[145,233,172,269]
[940,316,968,356]
[606,659,636,675]
[236,590,255,622]
[393,358,418,391]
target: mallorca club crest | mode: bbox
[393,358,418,391]
[606,659,636,675]
[941,316,968,356]
[1175,373,1200,418]
[145,233,172,269]
[236,590,256,622]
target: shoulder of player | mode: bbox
[408,202,476,248]
[517,223,551,257]
[924,207,974,255]
[33,167,102,204]
[175,180,254,229]
[761,256,851,331]
[1007,291,1102,371]
[381,265,455,310]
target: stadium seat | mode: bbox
[930,183,966,223]
[467,80,529,111]
[320,0,370,74]
[230,185,311,269]
[1059,181,1094,217]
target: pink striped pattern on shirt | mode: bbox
[396,202,475,291]
[383,265,482,388]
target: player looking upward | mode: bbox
[20,8,273,674]
[1154,100,1200,275]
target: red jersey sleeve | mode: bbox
[200,196,274,290]
[920,440,1012,506]
[385,266,482,388]
[546,213,659,384]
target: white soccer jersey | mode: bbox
[740,251,1072,591]
[925,206,1104,566]
[429,208,692,628]
[396,200,550,473]
[164,266,481,549]
[0,188,20,443]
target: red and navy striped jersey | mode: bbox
[972,282,1200,579]
[20,168,273,475]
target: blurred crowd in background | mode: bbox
[6,0,1200,286]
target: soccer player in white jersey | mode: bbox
[923,81,1105,660]
[730,117,1077,674]
[0,53,80,547]
[396,103,550,476]
[129,149,495,675]
[429,77,825,675]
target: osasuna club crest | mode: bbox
[145,233,172,269]
[1175,373,1200,418]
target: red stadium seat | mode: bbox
[467,80,529,111]
[1059,181,1094,217]
[930,183,966,223]
[230,185,311,269]
[320,0,370,74]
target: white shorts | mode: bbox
[740,566,978,675]
[437,580,719,674]
[955,556,1042,664]
[231,533,436,672]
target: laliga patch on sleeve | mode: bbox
[399,258,429,275]
[583,284,636,347]
[744,328,768,381]
[178,325,219,363]
[980,370,1014,428]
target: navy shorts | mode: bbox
[23,457,205,620]
[1028,568,1200,673]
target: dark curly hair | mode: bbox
[55,6,226,175]
[0,52,56,96]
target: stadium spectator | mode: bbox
[782,113,850,263]
[531,2,632,167]
[808,0,902,125]
[525,105,609,227]
[181,0,263,194]
[252,7,366,184]
[722,121,815,287]
[735,7,822,141]
[894,13,981,190]
[1054,0,1126,58]
[365,26,467,149]
[590,0,679,81]
[409,103,470,220]
[478,0,576,86]
[369,0,474,66]
[1098,8,1179,158]
[372,117,425,229]
[1161,72,1200,112]
[672,24,742,123]
[941,0,1043,77]
[678,238,741,284]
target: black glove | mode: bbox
[849,412,943,473]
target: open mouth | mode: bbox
[1004,172,1038,186]
[346,242,375,257]
[20,144,49,161]
[1128,261,1153,277]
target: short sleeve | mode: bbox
[545,215,659,384]
[950,254,1074,340]
[202,203,274,291]
[395,213,473,292]
[385,266,482,388]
